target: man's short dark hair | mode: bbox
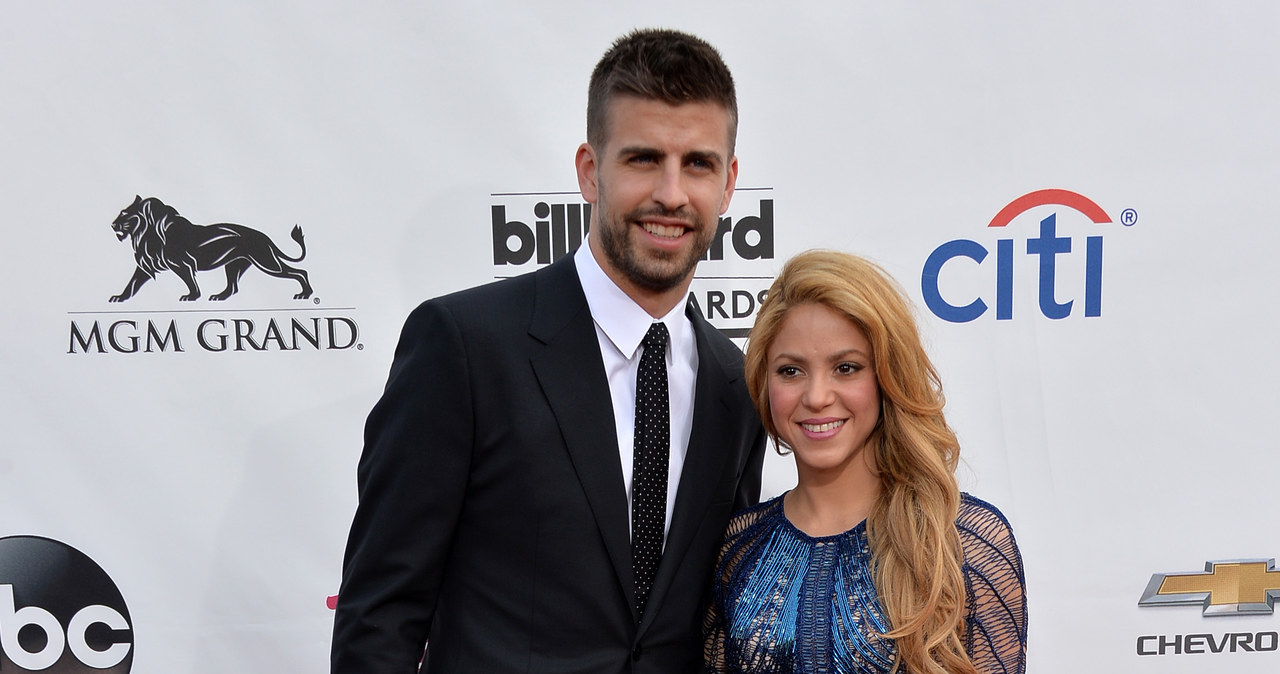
[587,28,738,155]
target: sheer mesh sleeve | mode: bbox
[703,504,770,673]
[957,494,1028,673]
[703,582,729,672]
[704,549,730,674]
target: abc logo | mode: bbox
[0,536,132,673]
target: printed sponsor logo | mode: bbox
[0,536,133,673]
[921,189,1135,323]
[69,196,361,354]
[1136,632,1278,656]
[107,195,312,303]
[1135,558,1280,658]
[1140,559,1280,616]
[490,189,777,338]
[67,315,360,354]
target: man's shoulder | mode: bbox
[432,268,537,308]
[409,257,579,323]
[688,308,746,367]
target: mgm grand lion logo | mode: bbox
[109,195,313,302]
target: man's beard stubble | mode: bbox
[595,204,715,293]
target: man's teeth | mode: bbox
[801,420,845,433]
[643,223,684,238]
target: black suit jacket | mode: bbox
[332,255,767,673]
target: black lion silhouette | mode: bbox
[109,195,313,302]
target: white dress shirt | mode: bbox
[574,239,698,543]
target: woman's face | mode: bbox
[766,302,881,477]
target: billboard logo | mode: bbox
[108,195,312,302]
[0,536,133,672]
[922,189,1133,323]
[1139,558,1280,617]
[492,201,592,266]
[491,196,774,267]
[489,189,777,338]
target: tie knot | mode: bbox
[643,322,669,351]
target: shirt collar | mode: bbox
[574,237,692,359]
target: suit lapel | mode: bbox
[640,308,739,630]
[528,257,635,610]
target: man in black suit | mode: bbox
[332,29,766,673]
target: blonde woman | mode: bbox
[705,250,1026,673]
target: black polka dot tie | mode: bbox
[632,321,669,619]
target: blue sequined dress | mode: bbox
[704,493,1026,673]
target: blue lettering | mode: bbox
[924,211,1110,321]
[921,239,988,323]
[996,239,1014,320]
[1026,214,1072,319]
[1085,235,1103,317]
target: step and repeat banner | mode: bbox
[2,2,1277,671]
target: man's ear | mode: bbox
[576,143,599,204]
[719,155,739,214]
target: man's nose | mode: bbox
[651,163,690,211]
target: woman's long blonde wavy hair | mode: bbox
[744,250,975,674]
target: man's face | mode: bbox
[577,95,738,300]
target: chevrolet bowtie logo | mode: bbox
[1139,559,1280,617]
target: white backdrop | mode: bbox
[2,1,1278,671]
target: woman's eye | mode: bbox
[776,365,800,378]
[836,362,862,375]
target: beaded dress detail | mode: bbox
[704,493,1026,673]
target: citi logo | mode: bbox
[921,189,1135,323]
[491,193,775,268]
